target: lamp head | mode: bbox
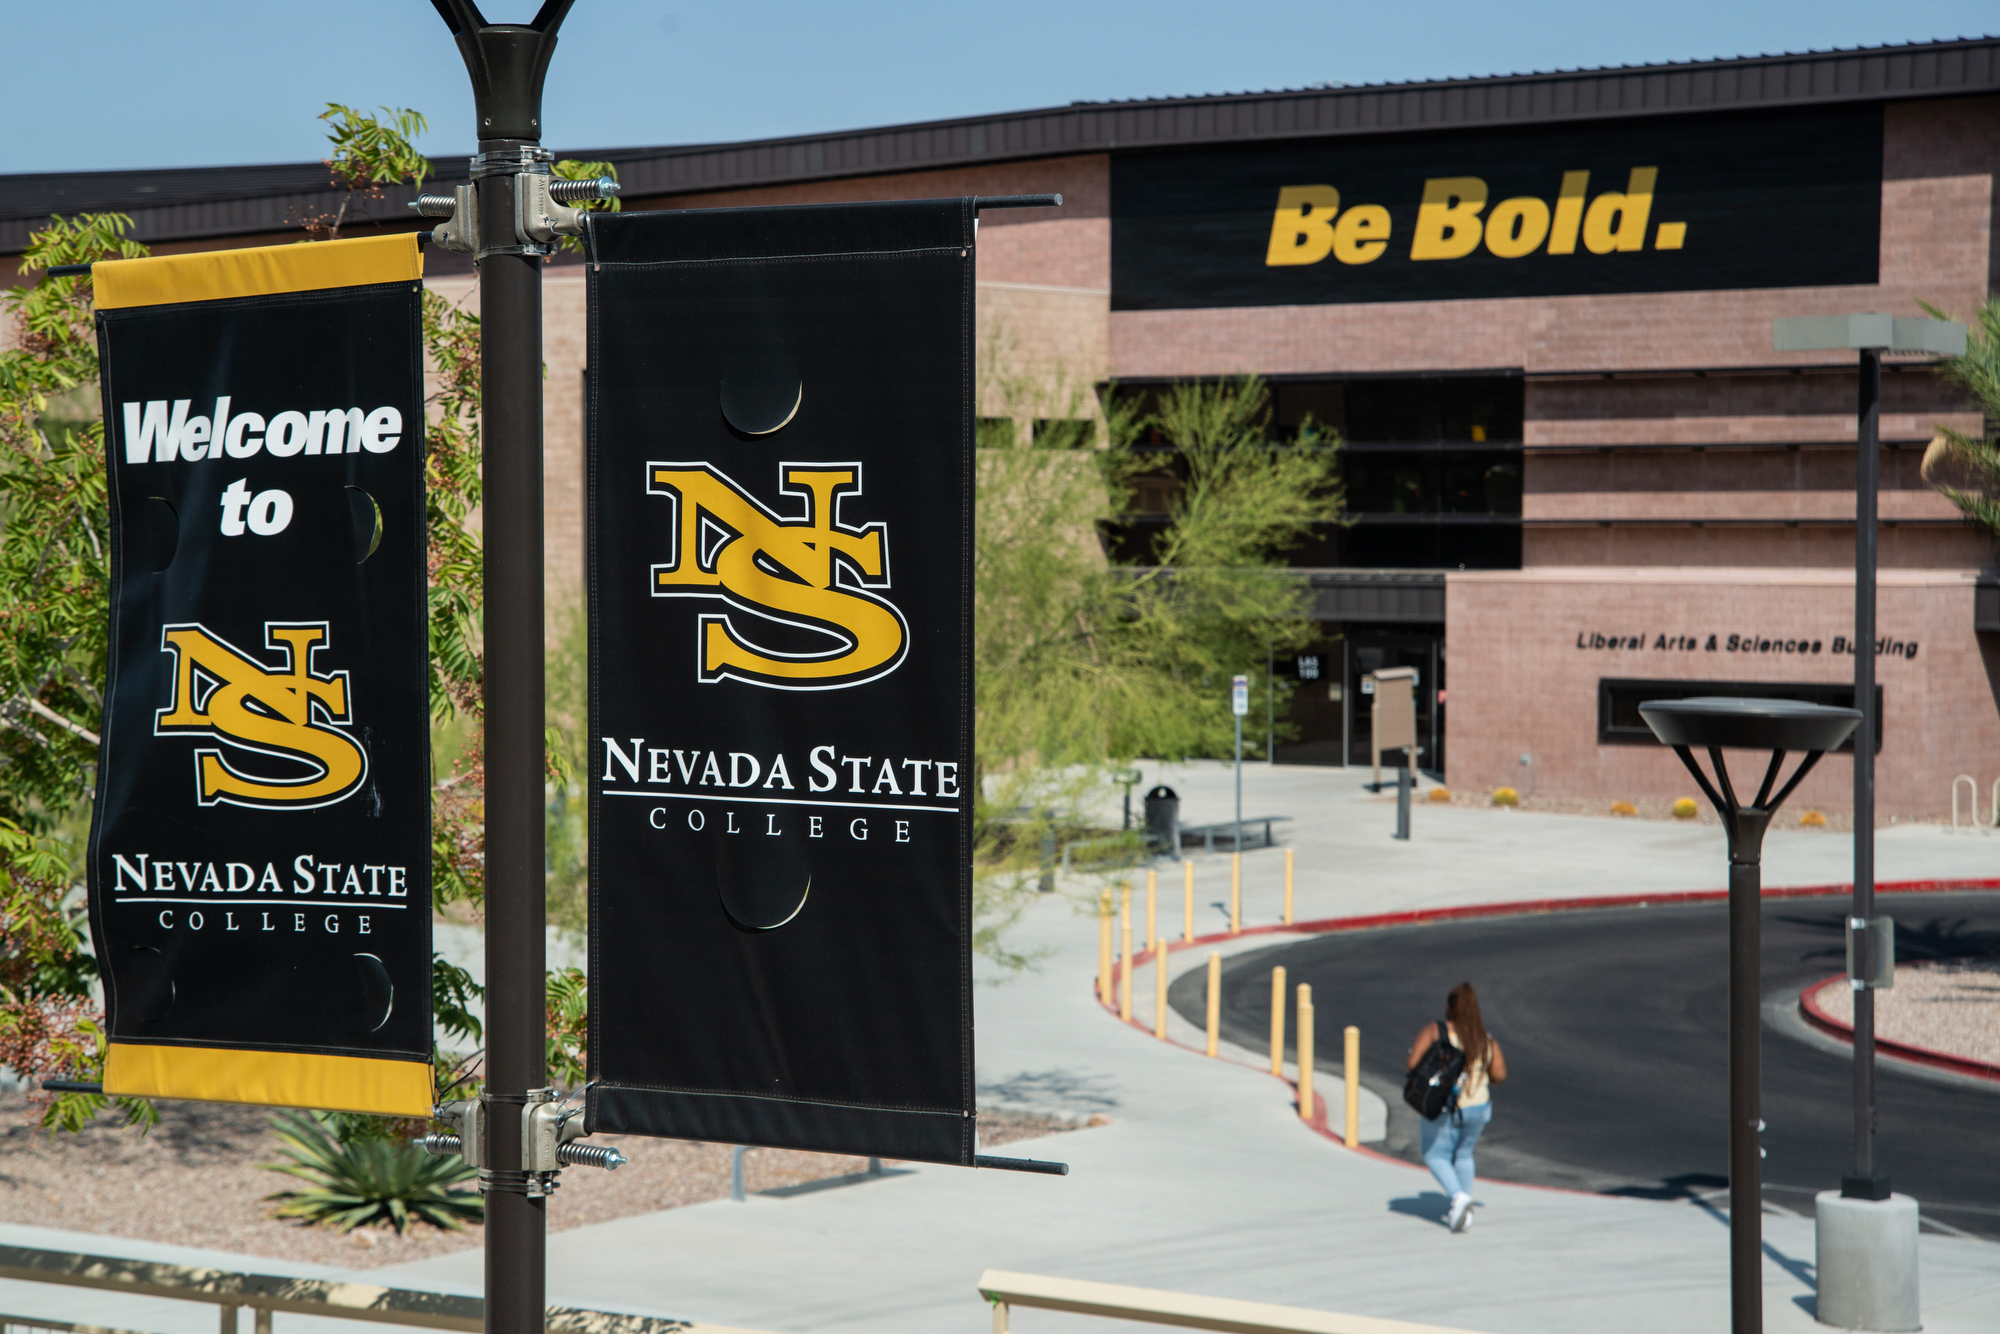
[1638,696,1860,753]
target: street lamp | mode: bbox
[1772,313,1964,1332]
[1638,697,1859,1334]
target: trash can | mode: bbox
[1144,785,1180,858]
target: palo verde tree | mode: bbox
[0,105,615,1133]
[1923,297,2000,535]
[971,355,1341,948]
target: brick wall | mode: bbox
[1522,524,1993,570]
[1524,368,1981,447]
[1444,567,1998,819]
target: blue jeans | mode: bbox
[1420,1101,1492,1199]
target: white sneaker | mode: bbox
[1459,1204,1476,1231]
[1446,1192,1472,1231]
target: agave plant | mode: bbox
[263,1111,482,1234]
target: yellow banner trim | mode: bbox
[105,1042,432,1116]
[93,233,423,310]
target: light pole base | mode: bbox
[1814,1191,1919,1332]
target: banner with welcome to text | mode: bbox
[583,200,977,1165]
[88,234,432,1116]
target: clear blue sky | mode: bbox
[5,1,1994,175]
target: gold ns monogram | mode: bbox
[154,621,368,809]
[647,462,908,690]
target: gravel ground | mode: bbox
[1436,790,1859,830]
[1811,959,2000,1066]
[0,1093,1076,1269]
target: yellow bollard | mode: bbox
[1230,853,1241,934]
[1296,983,1314,1123]
[1205,953,1221,1057]
[1119,882,1134,1022]
[1269,965,1287,1075]
[1145,869,1158,949]
[1182,860,1195,942]
[1097,890,1112,1005]
[1154,940,1169,1039]
[1284,847,1295,925]
[1344,1024,1361,1147]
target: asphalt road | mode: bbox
[1171,891,2000,1238]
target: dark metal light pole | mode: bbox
[1639,698,1860,1334]
[1771,313,1965,1209]
[1848,345,1884,1202]
[430,7,572,1334]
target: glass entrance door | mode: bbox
[1273,639,1345,765]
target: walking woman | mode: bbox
[1405,982,1507,1232]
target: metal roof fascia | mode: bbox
[2,37,1996,252]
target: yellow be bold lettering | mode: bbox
[1582,168,1658,254]
[1409,178,1487,261]
[1547,171,1590,255]
[1265,186,1340,266]
[1331,205,1391,264]
[1484,197,1551,259]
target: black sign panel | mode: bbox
[584,201,976,1165]
[1112,105,1883,310]
[89,239,432,1115]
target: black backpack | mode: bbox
[1402,1019,1466,1121]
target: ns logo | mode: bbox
[154,621,368,809]
[646,462,907,690]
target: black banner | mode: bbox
[88,236,432,1116]
[584,201,976,1164]
[1112,105,1882,310]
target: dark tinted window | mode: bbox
[1597,678,1880,751]
[1344,376,1522,443]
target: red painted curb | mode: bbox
[1092,977,1412,1161]
[1109,876,2000,983]
[1798,973,2000,1084]
[1092,960,1590,1191]
[1093,875,2000,1184]
[1181,875,2000,952]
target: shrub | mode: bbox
[263,1112,482,1234]
[1800,810,1828,828]
[1610,801,1637,817]
[1428,787,1451,803]
[1672,797,1699,820]
[1491,787,1519,807]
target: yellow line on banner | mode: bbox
[94,234,423,309]
[105,1043,432,1117]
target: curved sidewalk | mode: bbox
[372,765,2000,1334]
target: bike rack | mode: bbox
[1950,775,2000,835]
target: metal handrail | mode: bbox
[977,1270,1485,1334]
[0,1245,765,1334]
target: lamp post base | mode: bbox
[1814,1192,1919,1332]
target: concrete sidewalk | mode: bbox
[2,764,1990,1334]
[372,764,1998,1334]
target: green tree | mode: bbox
[0,214,154,1130]
[971,361,1341,954]
[0,104,606,1137]
[313,105,433,241]
[1923,297,2000,534]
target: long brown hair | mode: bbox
[1446,982,1489,1068]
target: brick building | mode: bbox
[5,37,1998,817]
